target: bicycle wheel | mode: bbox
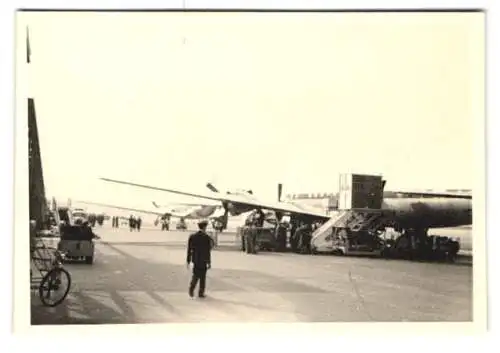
[39,268,71,307]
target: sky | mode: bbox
[18,11,484,210]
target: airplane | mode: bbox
[74,200,224,226]
[150,201,222,219]
[98,176,472,243]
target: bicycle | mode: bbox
[30,241,72,307]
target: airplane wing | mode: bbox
[151,201,218,209]
[99,178,330,221]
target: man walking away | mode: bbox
[187,220,212,298]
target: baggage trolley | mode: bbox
[57,225,96,264]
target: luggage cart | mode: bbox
[57,225,97,264]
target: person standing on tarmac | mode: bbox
[275,221,288,252]
[137,216,142,232]
[186,220,212,298]
[290,222,302,252]
[129,215,135,232]
[300,223,313,254]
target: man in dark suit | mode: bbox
[186,220,212,298]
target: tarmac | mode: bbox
[31,225,473,324]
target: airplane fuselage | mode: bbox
[381,197,472,230]
[229,197,472,230]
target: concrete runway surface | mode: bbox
[31,226,473,324]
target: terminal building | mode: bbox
[284,192,337,214]
[285,174,385,214]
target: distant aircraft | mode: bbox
[98,177,472,240]
[150,200,222,219]
[74,200,222,222]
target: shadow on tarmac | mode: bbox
[31,240,324,325]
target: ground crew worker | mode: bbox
[299,224,313,254]
[254,209,265,227]
[290,222,302,253]
[275,222,287,252]
[129,215,135,231]
[137,217,142,232]
[245,226,255,254]
[294,224,303,253]
[240,227,247,252]
[290,221,299,250]
[162,219,169,231]
[186,220,212,298]
[241,215,253,252]
[246,216,260,254]
[96,214,104,226]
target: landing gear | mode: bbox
[388,228,460,262]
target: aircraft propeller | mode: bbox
[205,182,285,230]
[206,182,219,193]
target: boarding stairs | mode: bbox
[346,211,380,232]
[310,209,394,252]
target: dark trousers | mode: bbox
[245,229,257,254]
[189,266,207,296]
[276,233,287,252]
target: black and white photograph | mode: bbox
[13,7,486,331]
